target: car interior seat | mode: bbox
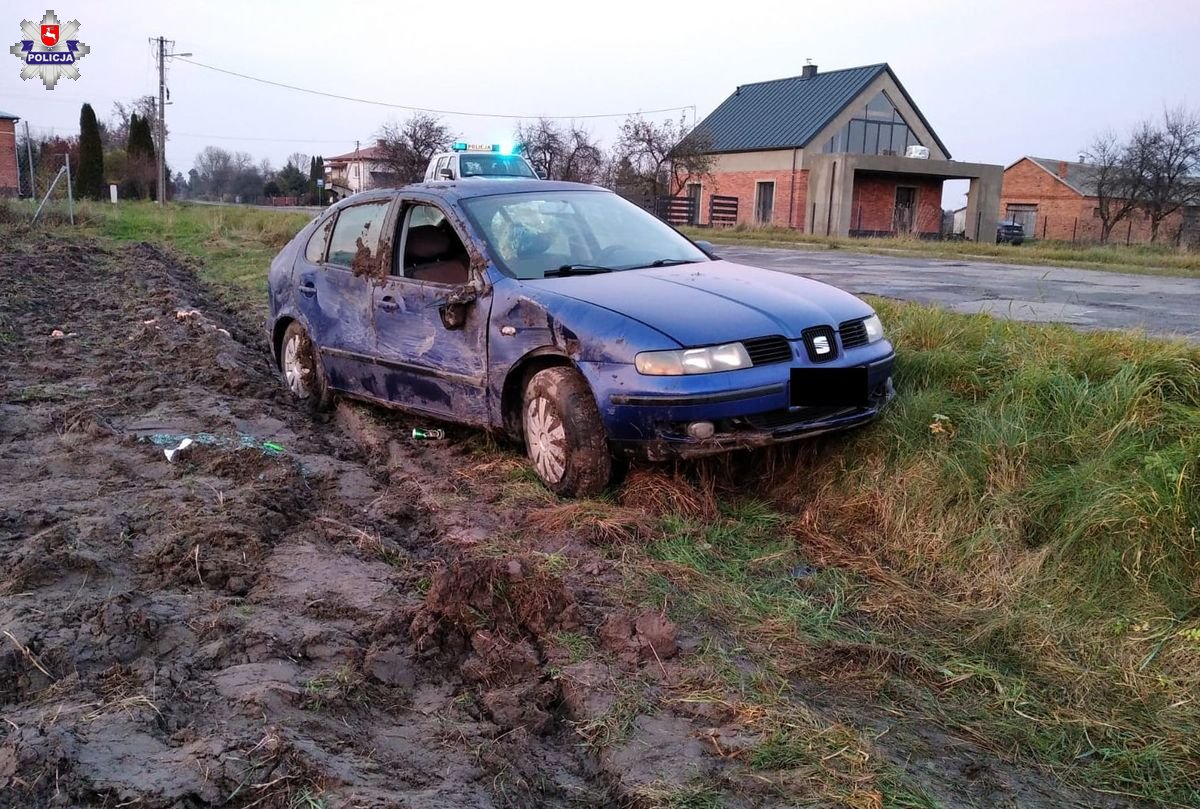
[404,224,469,285]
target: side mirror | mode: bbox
[694,239,717,258]
[438,168,454,180]
[437,282,479,330]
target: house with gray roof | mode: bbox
[1,109,20,197]
[1001,156,1199,245]
[686,63,1001,239]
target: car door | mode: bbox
[370,200,491,424]
[295,197,396,395]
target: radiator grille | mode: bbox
[742,335,793,366]
[839,318,869,349]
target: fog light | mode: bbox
[687,421,715,440]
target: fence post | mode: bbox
[1126,220,1132,246]
[1042,217,1047,239]
[810,202,815,234]
[64,153,74,225]
[976,210,982,242]
[1072,218,1077,244]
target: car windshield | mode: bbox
[458,154,536,178]
[460,190,709,279]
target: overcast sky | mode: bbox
[4,0,1198,207]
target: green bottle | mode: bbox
[412,428,445,440]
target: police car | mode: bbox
[424,142,541,182]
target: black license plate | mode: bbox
[790,366,869,407]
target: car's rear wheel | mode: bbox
[280,321,332,412]
[523,367,611,497]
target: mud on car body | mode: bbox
[267,180,895,496]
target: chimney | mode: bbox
[801,62,818,79]
[1057,160,1069,179]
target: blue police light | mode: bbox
[451,141,468,151]
[497,142,514,155]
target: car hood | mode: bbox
[522,260,875,346]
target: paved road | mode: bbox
[717,244,1200,341]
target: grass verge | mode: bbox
[680,224,1200,278]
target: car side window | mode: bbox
[436,156,450,178]
[327,201,391,274]
[304,216,333,264]
[399,203,470,286]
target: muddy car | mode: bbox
[267,181,895,496]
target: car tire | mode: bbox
[522,367,611,497]
[280,321,333,412]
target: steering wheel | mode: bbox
[596,245,642,266]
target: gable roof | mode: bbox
[1022,156,1097,196]
[691,63,950,157]
[327,143,387,163]
[0,109,18,121]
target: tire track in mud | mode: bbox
[0,235,611,808]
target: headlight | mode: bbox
[863,314,885,343]
[635,342,751,375]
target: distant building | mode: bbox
[687,63,1002,239]
[324,141,396,200]
[1001,156,1200,245]
[1,109,19,197]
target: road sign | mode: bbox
[316,179,325,188]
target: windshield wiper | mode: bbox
[543,264,613,277]
[638,258,702,268]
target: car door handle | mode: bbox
[298,280,316,297]
[378,295,399,312]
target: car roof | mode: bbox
[333,180,607,209]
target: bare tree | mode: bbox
[375,113,453,184]
[515,119,605,183]
[106,97,158,151]
[1134,108,1200,242]
[611,114,713,203]
[1084,131,1144,244]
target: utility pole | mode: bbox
[151,36,192,205]
[25,120,36,199]
[155,35,166,205]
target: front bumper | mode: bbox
[581,345,896,461]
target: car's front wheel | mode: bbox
[280,321,332,412]
[523,367,611,497]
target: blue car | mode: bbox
[267,180,895,496]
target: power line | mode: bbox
[171,131,352,144]
[174,57,692,121]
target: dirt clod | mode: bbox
[599,610,678,668]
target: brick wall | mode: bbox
[1000,157,1187,244]
[0,120,17,196]
[697,169,808,229]
[848,173,943,235]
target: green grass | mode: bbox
[1,199,314,309]
[98,202,313,306]
[621,302,1200,806]
[681,224,1200,278]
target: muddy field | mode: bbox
[0,233,1140,808]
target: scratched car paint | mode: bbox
[267,180,896,496]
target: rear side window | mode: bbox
[327,201,391,272]
[305,216,333,263]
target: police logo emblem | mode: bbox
[10,10,90,90]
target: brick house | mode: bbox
[1,109,19,197]
[687,63,1002,239]
[1001,156,1199,245]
